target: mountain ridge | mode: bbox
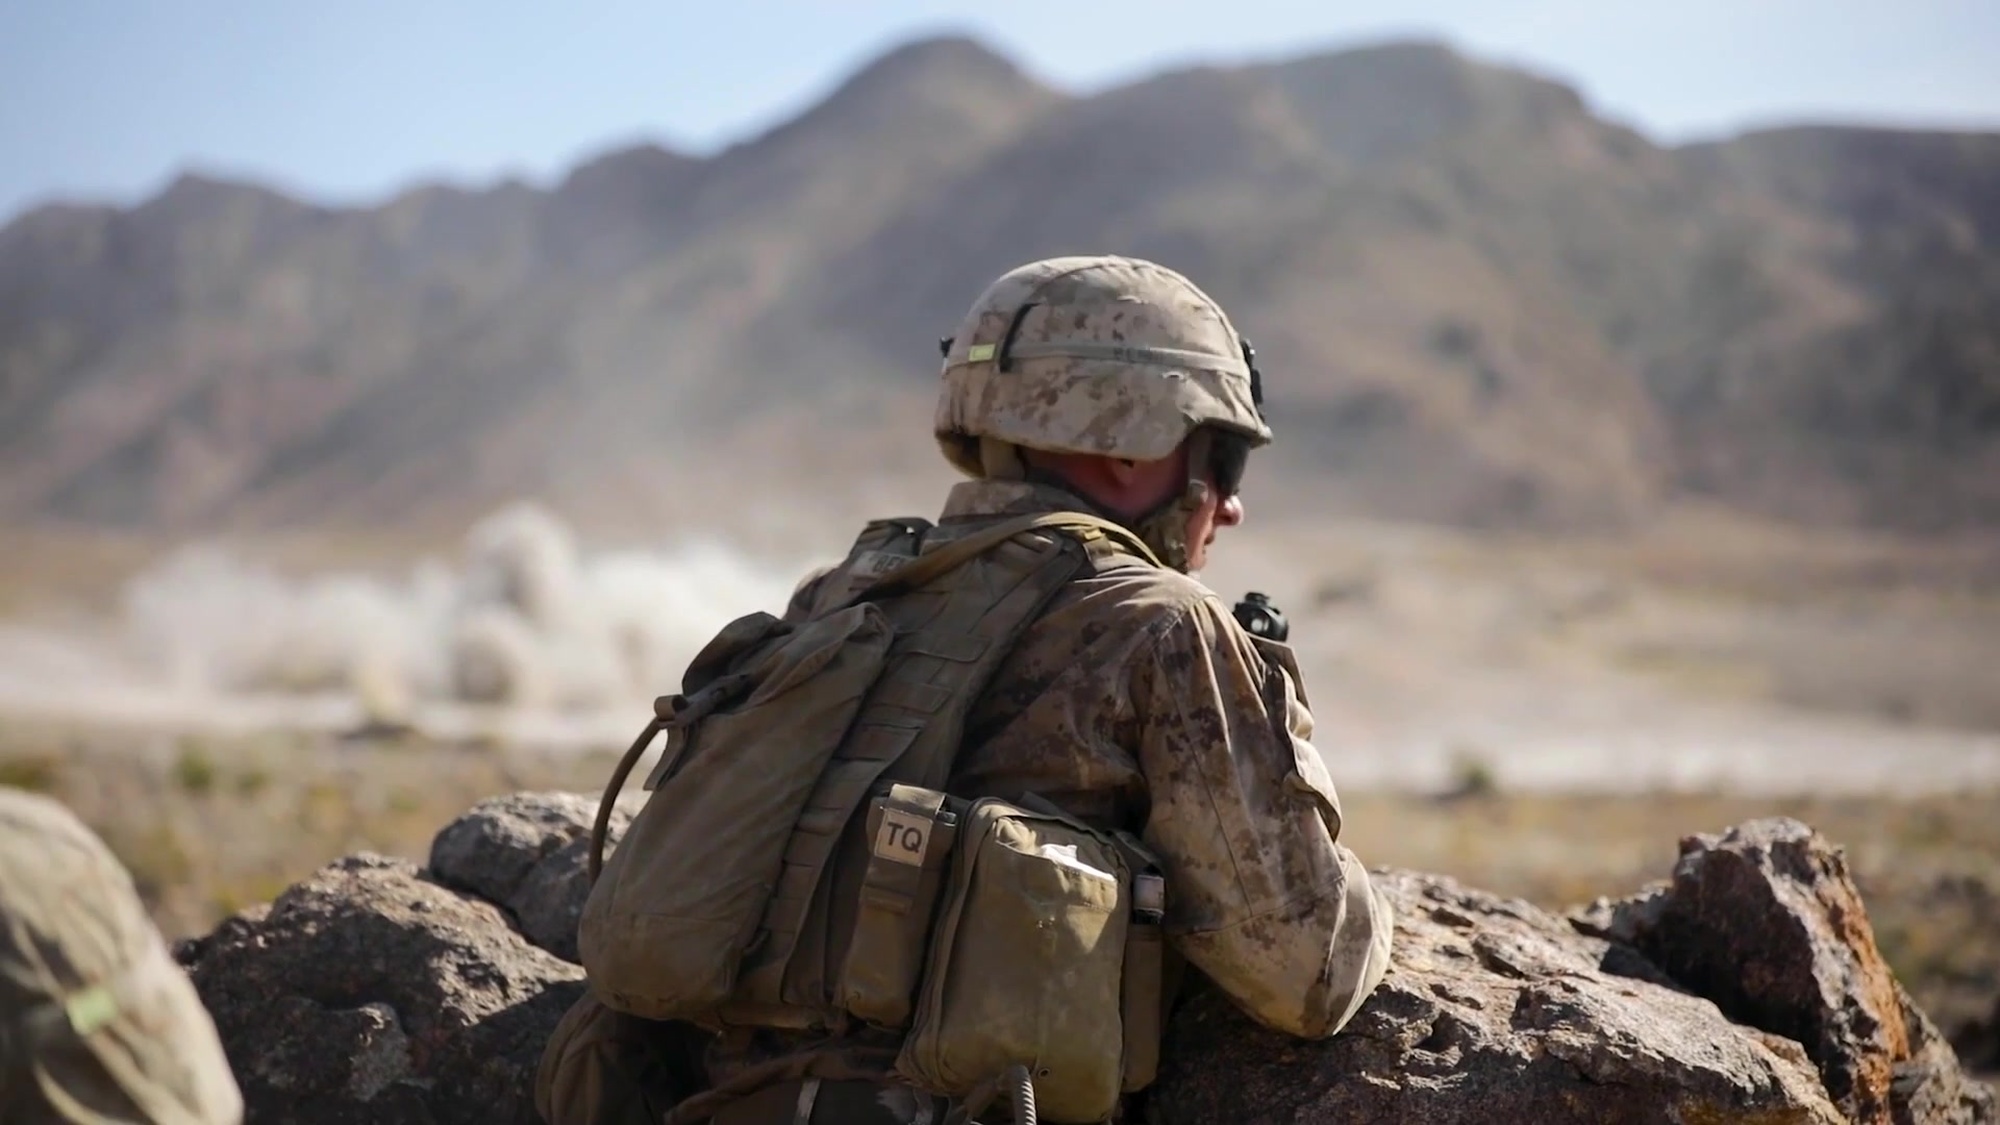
[3,34,1995,536]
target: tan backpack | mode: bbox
[576,511,1170,1123]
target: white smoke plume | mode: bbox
[52,502,809,745]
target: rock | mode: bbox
[1861,868,2000,1075]
[428,790,601,904]
[509,832,612,963]
[177,852,585,1124]
[1576,817,1997,1124]
[1151,871,1844,1124]
[182,795,1995,1125]
[1899,986,2000,1125]
[1960,996,2000,1077]
[428,789,631,962]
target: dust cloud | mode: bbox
[0,503,806,747]
[2,504,1997,795]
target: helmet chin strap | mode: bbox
[1133,478,1207,574]
[977,437,1028,480]
[1131,429,1215,574]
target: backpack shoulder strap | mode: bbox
[851,511,1160,604]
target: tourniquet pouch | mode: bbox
[894,797,1135,1124]
[837,784,964,1028]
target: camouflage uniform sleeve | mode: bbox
[1131,595,1394,1039]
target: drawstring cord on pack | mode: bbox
[944,1063,1036,1125]
[585,706,664,884]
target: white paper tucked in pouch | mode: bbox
[1035,842,1117,884]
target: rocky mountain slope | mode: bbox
[4,36,1996,536]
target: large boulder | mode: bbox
[428,790,631,963]
[176,854,585,1125]
[1151,871,1842,1124]
[179,796,1994,1125]
[1574,818,1997,1125]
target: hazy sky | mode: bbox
[4,0,1997,222]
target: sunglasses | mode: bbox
[1209,430,1252,499]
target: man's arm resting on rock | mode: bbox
[1132,596,1395,1039]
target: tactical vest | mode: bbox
[578,510,1169,1123]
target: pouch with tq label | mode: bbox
[836,784,963,1028]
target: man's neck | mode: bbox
[937,477,1120,523]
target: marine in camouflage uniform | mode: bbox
[538,255,1394,1124]
[0,787,244,1125]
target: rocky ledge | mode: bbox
[174,793,1995,1124]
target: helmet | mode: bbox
[0,789,244,1123]
[934,255,1272,477]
